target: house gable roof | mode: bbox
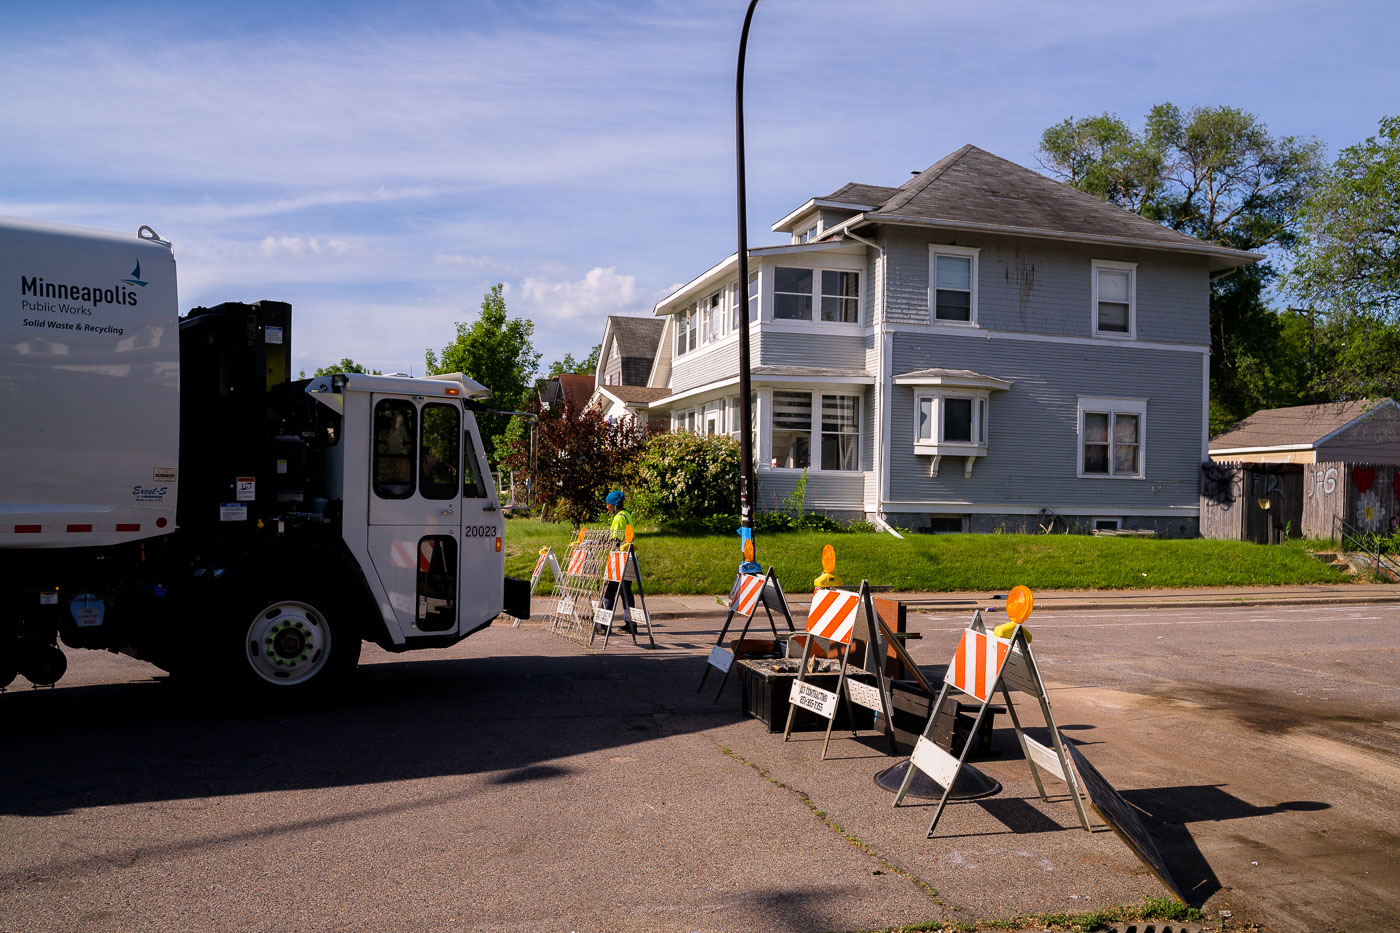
[1209,398,1400,451]
[606,315,664,359]
[811,145,1260,269]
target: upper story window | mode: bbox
[773,267,814,320]
[703,290,726,342]
[1078,396,1146,479]
[674,303,699,358]
[794,221,818,244]
[929,246,979,324]
[771,265,861,324]
[1092,260,1136,338]
[821,271,859,323]
[743,272,757,328]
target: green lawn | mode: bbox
[502,518,1350,594]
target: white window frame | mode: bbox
[914,391,987,452]
[761,388,862,474]
[764,263,863,329]
[794,220,818,244]
[1077,396,1147,480]
[1091,260,1137,339]
[702,290,726,344]
[929,245,979,326]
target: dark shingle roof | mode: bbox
[820,182,901,207]
[608,315,665,359]
[1209,399,1395,449]
[855,145,1258,266]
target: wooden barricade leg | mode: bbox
[922,694,999,838]
[711,608,758,702]
[696,607,740,692]
[820,643,852,760]
[998,682,1050,802]
[781,634,817,741]
[628,576,655,648]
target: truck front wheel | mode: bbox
[240,593,361,690]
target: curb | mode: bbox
[640,590,1400,621]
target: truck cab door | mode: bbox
[457,410,504,633]
[366,395,465,638]
[364,395,503,639]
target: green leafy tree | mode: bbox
[425,284,540,463]
[1040,104,1324,428]
[298,358,380,379]
[1284,116,1400,399]
[627,432,741,526]
[546,343,602,379]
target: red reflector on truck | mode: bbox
[66,524,93,533]
[116,524,141,532]
[15,525,42,533]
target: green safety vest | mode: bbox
[610,509,632,540]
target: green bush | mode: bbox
[628,432,741,525]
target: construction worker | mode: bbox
[600,490,633,619]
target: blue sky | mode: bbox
[3,0,1396,376]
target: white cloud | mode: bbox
[509,267,640,323]
[259,235,362,258]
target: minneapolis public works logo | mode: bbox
[122,261,148,288]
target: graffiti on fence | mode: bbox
[1201,463,1242,509]
[1306,465,1339,500]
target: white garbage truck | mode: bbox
[0,216,529,692]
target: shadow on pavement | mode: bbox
[0,651,738,817]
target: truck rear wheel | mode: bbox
[239,591,360,691]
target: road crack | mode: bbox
[709,737,960,913]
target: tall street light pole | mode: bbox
[735,0,759,564]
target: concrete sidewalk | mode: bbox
[642,582,1400,621]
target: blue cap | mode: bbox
[605,490,624,506]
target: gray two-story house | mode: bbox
[639,145,1259,535]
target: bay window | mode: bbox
[896,368,1012,478]
[769,265,861,324]
[767,390,860,472]
[773,267,814,321]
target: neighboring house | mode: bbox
[589,315,670,427]
[538,373,595,411]
[1208,399,1400,464]
[635,144,1261,535]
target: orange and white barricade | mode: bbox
[892,587,1091,838]
[697,567,796,700]
[543,528,612,641]
[588,544,655,649]
[511,546,564,627]
[781,581,897,759]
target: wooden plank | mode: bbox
[1065,743,1186,905]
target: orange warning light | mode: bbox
[821,544,836,574]
[742,538,754,562]
[624,524,634,544]
[1006,585,1034,624]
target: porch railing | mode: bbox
[1332,513,1400,580]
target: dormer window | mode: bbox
[895,368,1012,477]
[794,220,818,244]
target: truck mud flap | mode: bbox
[503,576,531,621]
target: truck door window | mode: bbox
[373,399,417,499]
[462,426,487,498]
[416,535,457,632]
[419,403,461,500]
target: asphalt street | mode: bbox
[1,598,1397,932]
